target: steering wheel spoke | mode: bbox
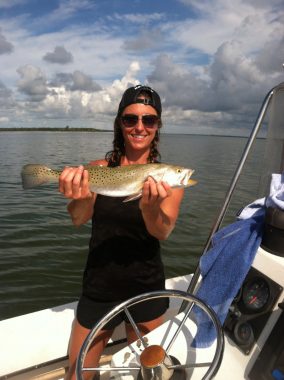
[82,365,141,372]
[123,307,148,348]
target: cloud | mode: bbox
[146,45,281,132]
[0,80,14,107]
[17,65,49,101]
[255,34,284,74]
[0,0,283,132]
[30,0,96,29]
[0,0,27,8]
[43,46,73,64]
[70,71,101,92]
[13,61,141,122]
[51,70,102,92]
[123,29,164,51]
[0,116,9,123]
[147,54,208,110]
[169,0,284,60]
[0,28,14,54]
[110,12,164,24]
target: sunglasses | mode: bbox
[121,114,160,128]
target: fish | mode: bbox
[21,163,197,202]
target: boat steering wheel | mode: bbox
[76,290,224,380]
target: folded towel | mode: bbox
[192,215,264,348]
[238,172,284,219]
[267,172,284,209]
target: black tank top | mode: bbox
[82,194,166,301]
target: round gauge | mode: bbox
[234,321,254,346]
[242,277,270,312]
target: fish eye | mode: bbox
[177,169,182,173]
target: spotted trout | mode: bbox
[21,163,196,201]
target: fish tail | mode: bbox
[21,164,57,189]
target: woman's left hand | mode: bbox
[139,176,184,240]
[139,176,172,207]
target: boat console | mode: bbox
[223,266,283,356]
[221,244,284,380]
[224,207,284,359]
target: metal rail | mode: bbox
[182,85,275,301]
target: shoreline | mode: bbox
[0,127,111,132]
[0,127,266,138]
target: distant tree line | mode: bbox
[0,127,111,132]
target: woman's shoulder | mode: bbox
[88,159,108,166]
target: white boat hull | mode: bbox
[0,244,283,380]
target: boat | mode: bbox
[1,82,284,380]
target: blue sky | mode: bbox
[0,0,283,134]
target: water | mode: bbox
[0,132,265,320]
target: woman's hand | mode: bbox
[59,165,92,200]
[59,165,96,226]
[139,176,184,240]
[139,176,172,208]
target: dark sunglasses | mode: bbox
[121,114,160,128]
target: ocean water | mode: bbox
[0,132,265,320]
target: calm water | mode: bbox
[0,132,265,320]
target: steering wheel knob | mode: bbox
[140,345,174,380]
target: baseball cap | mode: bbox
[118,85,162,115]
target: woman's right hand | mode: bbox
[59,165,93,200]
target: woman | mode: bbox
[59,85,185,379]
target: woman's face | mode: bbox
[120,103,159,154]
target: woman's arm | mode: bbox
[59,163,103,226]
[67,193,97,226]
[139,176,184,240]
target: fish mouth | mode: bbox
[183,170,195,187]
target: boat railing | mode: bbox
[183,82,284,302]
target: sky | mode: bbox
[0,0,283,135]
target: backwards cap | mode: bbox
[118,85,162,115]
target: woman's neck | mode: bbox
[121,150,150,165]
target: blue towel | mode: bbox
[192,215,264,348]
[238,172,284,219]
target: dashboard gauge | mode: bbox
[242,277,270,312]
[234,321,254,346]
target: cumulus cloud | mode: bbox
[25,61,141,121]
[36,62,140,121]
[70,71,102,92]
[51,71,102,92]
[43,46,73,64]
[146,47,280,131]
[0,28,14,54]
[0,0,283,132]
[17,65,49,101]
[147,54,208,110]
[255,35,284,74]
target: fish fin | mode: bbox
[123,192,142,203]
